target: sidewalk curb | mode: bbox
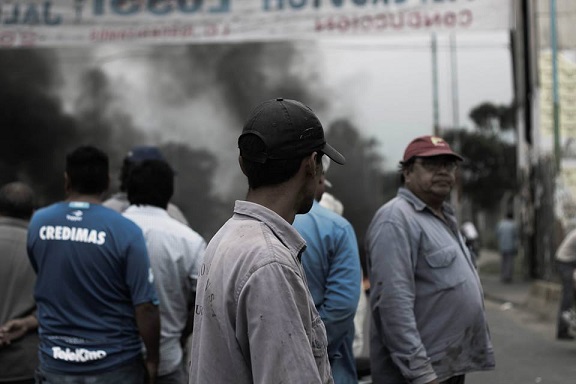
[524,280,562,321]
[477,249,561,322]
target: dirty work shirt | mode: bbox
[189,200,334,384]
[124,205,206,377]
[27,202,158,375]
[365,188,495,384]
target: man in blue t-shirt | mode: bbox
[27,146,160,383]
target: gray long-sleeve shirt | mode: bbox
[189,201,333,384]
[365,188,495,384]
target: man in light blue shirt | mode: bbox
[294,159,361,384]
[366,136,494,384]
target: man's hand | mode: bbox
[135,302,160,384]
[145,360,158,384]
[0,315,38,347]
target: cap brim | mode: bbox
[416,149,463,161]
[323,143,346,165]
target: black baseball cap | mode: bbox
[239,98,345,165]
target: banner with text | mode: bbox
[0,0,512,48]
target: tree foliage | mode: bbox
[324,119,392,270]
[469,101,516,132]
[443,129,517,211]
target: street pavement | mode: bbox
[476,248,561,324]
[477,248,537,309]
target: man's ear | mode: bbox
[238,155,248,176]
[402,166,412,184]
[304,152,319,176]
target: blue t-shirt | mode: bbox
[27,201,158,374]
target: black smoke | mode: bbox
[152,42,328,125]
[0,42,387,242]
[0,49,78,205]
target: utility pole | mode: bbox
[432,32,440,136]
[450,32,460,130]
[550,0,561,172]
[450,32,462,221]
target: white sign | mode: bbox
[539,51,576,146]
[0,0,512,47]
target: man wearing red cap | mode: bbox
[365,136,495,384]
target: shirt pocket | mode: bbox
[423,246,466,291]
[310,315,334,383]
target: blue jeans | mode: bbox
[556,260,576,337]
[500,250,517,282]
[157,361,187,384]
[35,359,146,384]
[442,375,465,384]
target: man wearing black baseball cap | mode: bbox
[365,135,494,384]
[189,98,342,384]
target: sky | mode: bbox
[315,31,514,167]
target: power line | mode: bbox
[316,42,510,52]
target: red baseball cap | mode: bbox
[402,135,463,162]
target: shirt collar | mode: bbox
[233,200,307,259]
[124,205,171,217]
[397,187,455,216]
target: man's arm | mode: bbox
[318,223,361,358]
[180,295,195,347]
[135,302,160,384]
[367,219,437,384]
[124,229,161,384]
[0,314,38,347]
[181,237,206,347]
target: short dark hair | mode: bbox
[239,134,322,189]
[127,159,174,209]
[0,182,36,220]
[398,158,416,185]
[66,146,109,195]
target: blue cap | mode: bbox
[126,146,165,163]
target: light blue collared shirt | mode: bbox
[294,201,361,384]
[366,188,495,384]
